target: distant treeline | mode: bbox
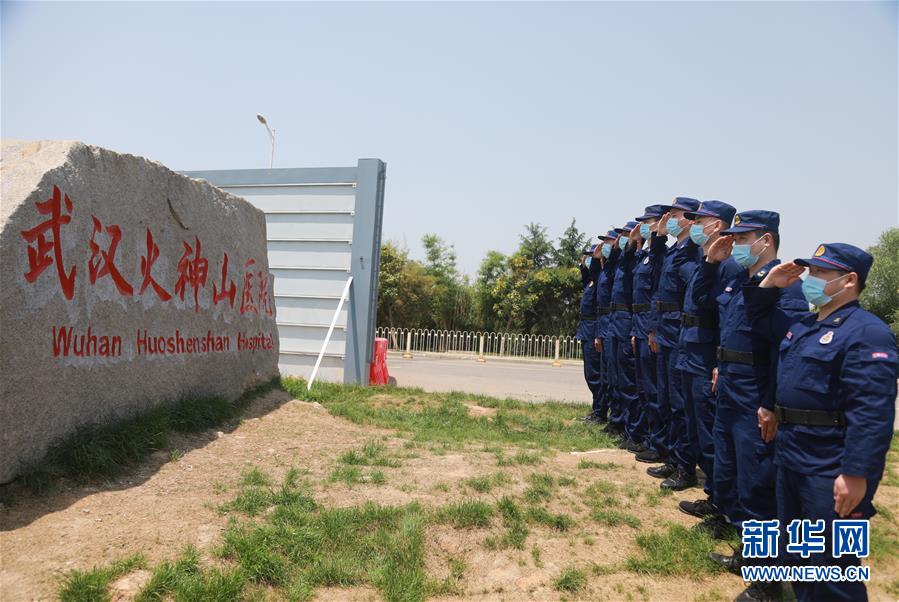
[377,220,589,335]
[377,225,899,336]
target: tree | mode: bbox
[519,222,554,269]
[377,241,436,329]
[554,219,588,268]
[475,251,508,331]
[421,234,469,330]
[861,227,899,334]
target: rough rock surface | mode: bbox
[0,140,279,482]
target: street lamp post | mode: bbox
[256,113,275,169]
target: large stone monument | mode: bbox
[0,140,279,483]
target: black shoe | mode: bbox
[735,581,781,602]
[708,550,742,575]
[661,469,698,491]
[679,498,717,518]
[618,437,635,449]
[695,514,737,540]
[635,449,667,464]
[646,463,676,479]
[626,440,648,454]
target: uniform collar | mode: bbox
[752,257,780,281]
[817,300,860,328]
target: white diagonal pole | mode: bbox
[308,276,353,390]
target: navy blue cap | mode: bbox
[795,243,874,284]
[659,197,701,213]
[720,210,780,234]
[614,220,639,234]
[598,229,618,241]
[684,200,737,226]
[635,204,667,222]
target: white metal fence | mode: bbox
[374,327,584,363]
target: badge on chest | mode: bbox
[819,331,834,345]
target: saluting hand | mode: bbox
[834,474,867,517]
[594,338,603,353]
[705,235,733,264]
[629,226,641,245]
[757,407,778,443]
[657,212,670,237]
[759,261,805,289]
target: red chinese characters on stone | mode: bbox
[212,252,236,307]
[20,185,77,300]
[174,237,209,312]
[88,216,133,296]
[239,259,258,315]
[139,228,172,302]
[258,271,273,317]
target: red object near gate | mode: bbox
[369,337,389,385]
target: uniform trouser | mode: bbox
[713,403,776,525]
[609,337,641,441]
[594,337,610,419]
[682,370,716,500]
[631,337,655,444]
[651,344,690,466]
[605,334,627,429]
[645,344,670,456]
[776,466,877,601]
[581,339,603,415]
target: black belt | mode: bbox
[610,303,632,313]
[632,303,651,313]
[595,307,611,317]
[580,313,596,320]
[774,405,846,427]
[655,301,682,312]
[716,347,770,366]
[682,313,719,329]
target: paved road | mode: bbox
[387,353,592,405]
[387,353,899,429]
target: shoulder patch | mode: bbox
[814,245,826,257]
[819,331,834,345]
[725,286,733,293]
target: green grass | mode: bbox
[463,472,510,493]
[591,508,642,528]
[626,524,723,578]
[134,546,245,601]
[59,554,146,602]
[280,378,617,454]
[220,467,316,516]
[523,472,556,503]
[577,460,618,470]
[215,469,431,601]
[339,440,401,467]
[435,500,494,528]
[20,378,280,492]
[526,506,575,531]
[327,465,387,486]
[486,496,530,550]
[553,566,586,593]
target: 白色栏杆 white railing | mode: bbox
[374,327,583,365]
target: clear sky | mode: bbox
[2,1,896,276]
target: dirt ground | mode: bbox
[1,389,896,601]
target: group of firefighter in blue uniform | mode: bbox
[575,198,897,602]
